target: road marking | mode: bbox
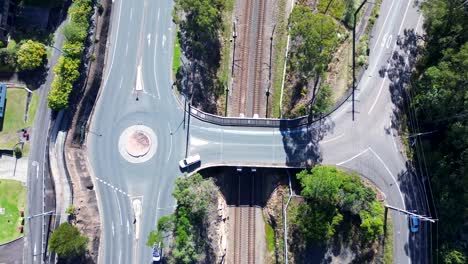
[368,0,412,115]
[386,35,392,49]
[147,33,151,46]
[130,8,133,21]
[162,35,166,47]
[368,148,406,207]
[153,34,161,99]
[320,133,345,144]
[368,72,388,114]
[415,13,423,33]
[167,123,173,162]
[336,148,370,166]
[125,42,129,56]
[155,190,161,221]
[32,161,39,179]
[127,219,130,235]
[114,190,123,226]
[119,251,122,264]
[381,33,388,48]
[157,8,160,22]
[33,243,36,261]
[112,221,115,237]
[103,0,123,88]
[372,0,395,52]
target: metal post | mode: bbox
[352,0,368,121]
[185,103,191,158]
[183,96,187,129]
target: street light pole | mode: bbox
[352,0,368,121]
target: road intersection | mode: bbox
[87,0,429,263]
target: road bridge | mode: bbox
[87,0,430,263]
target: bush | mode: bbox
[47,0,93,111]
[16,40,46,70]
[49,223,88,260]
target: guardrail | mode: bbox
[188,64,364,128]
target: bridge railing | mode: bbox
[188,67,362,128]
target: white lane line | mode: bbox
[32,161,39,179]
[147,33,151,46]
[155,190,161,221]
[127,219,130,235]
[167,124,173,161]
[114,190,123,226]
[112,221,115,237]
[368,0,412,115]
[130,8,133,21]
[336,148,370,166]
[320,133,345,144]
[368,148,406,206]
[125,42,129,56]
[368,72,388,114]
[103,0,123,88]
[157,8,160,22]
[119,250,122,264]
[162,35,166,47]
[153,34,161,99]
[371,0,395,52]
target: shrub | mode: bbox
[49,223,88,260]
[16,40,46,70]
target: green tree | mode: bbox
[16,40,46,70]
[49,223,88,260]
[47,76,72,110]
[54,56,80,82]
[63,22,88,43]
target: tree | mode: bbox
[63,22,88,43]
[47,76,73,110]
[16,40,46,70]
[54,56,80,82]
[49,223,88,260]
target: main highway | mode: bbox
[88,0,429,263]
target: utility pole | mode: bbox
[352,0,368,121]
[385,204,437,223]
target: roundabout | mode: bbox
[118,125,157,163]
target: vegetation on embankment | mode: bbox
[47,0,93,111]
[147,173,225,263]
[281,0,381,118]
[172,0,231,114]
[407,0,467,262]
[264,166,390,263]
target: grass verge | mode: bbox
[383,210,394,264]
[172,28,181,80]
[264,215,275,253]
[0,180,26,244]
[217,0,235,115]
[271,0,289,118]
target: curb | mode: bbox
[0,236,24,247]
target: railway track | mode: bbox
[236,0,254,116]
[251,0,267,117]
[231,174,257,264]
[233,0,267,118]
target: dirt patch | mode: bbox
[324,39,352,103]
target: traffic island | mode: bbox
[118,125,157,163]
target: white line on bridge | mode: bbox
[336,148,370,166]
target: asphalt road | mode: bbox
[24,20,67,264]
[88,0,429,263]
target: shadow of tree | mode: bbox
[279,116,336,167]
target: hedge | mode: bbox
[47,0,93,111]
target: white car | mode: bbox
[179,154,201,169]
[152,242,162,262]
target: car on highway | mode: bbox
[409,215,419,233]
[152,242,162,262]
[179,154,201,169]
